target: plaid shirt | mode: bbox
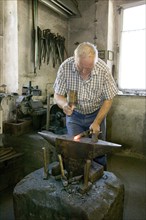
[54,56,118,114]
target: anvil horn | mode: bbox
[38,131,59,146]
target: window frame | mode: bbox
[117,0,146,96]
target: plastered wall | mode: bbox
[107,96,146,157]
[68,0,109,56]
[2,0,18,93]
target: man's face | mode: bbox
[76,56,95,75]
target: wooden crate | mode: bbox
[3,119,32,136]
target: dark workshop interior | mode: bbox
[0,0,146,220]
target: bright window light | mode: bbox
[118,4,146,90]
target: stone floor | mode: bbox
[108,154,146,220]
[0,186,14,220]
[0,131,146,220]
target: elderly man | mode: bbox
[53,42,118,169]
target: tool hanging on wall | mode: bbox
[32,0,67,72]
[38,28,66,69]
[38,26,43,70]
[32,0,38,73]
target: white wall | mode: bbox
[3,0,18,93]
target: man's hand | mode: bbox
[89,122,101,142]
[63,103,75,116]
[89,121,100,134]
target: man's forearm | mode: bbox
[94,99,113,125]
[54,93,67,109]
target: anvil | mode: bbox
[38,131,121,176]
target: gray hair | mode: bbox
[74,42,98,63]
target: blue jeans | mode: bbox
[66,109,107,169]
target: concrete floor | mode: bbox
[0,154,146,220]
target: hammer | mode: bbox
[58,154,68,187]
[79,159,92,194]
[84,159,91,188]
[42,147,49,180]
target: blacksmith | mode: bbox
[53,42,118,169]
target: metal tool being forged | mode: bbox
[74,129,101,142]
[74,129,91,140]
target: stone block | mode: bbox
[13,168,124,220]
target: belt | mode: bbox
[73,109,99,117]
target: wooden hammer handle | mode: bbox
[84,159,91,187]
[58,154,65,178]
[42,147,48,179]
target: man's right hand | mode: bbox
[63,103,75,116]
[54,93,75,115]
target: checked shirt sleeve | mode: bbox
[53,66,67,95]
[101,68,118,100]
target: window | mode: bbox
[118,3,146,93]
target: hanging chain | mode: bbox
[94,0,98,45]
